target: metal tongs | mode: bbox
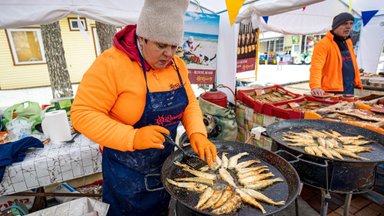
[163,134,207,169]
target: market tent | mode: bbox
[0,0,324,101]
[236,0,384,73]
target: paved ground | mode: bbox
[0,65,310,109]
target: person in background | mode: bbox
[70,0,216,215]
[310,12,362,96]
[182,36,201,63]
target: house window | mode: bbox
[68,17,88,31]
[6,28,46,65]
[275,38,284,52]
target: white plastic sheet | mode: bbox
[27,197,109,216]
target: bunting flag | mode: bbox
[225,0,246,25]
[361,10,379,26]
[262,16,269,24]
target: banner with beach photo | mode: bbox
[178,12,219,84]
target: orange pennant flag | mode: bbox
[226,0,246,26]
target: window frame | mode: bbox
[5,28,46,66]
[67,17,88,31]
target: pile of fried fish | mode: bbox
[283,129,373,160]
[167,152,285,215]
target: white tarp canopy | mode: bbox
[237,0,384,73]
[0,0,324,102]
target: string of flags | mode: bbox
[225,0,380,27]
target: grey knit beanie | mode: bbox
[136,0,190,46]
[332,12,354,30]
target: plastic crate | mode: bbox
[237,85,302,113]
[263,96,339,119]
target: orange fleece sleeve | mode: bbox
[70,54,137,152]
[309,42,327,90]
[175,57,207,138]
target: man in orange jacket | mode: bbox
[70,0,216,215]
[310,12,362,96]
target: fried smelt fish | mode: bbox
[239,172,274,185]
[228,152,249,169]
[219,168,238,188]
[195,187,215,209]
[174,177,214,186]
[317,146,334,158]
[330,130,342,137]
[343,145,372,153]
[304,146,315,155]
[208,155,223,171]
[183,167,217,180]
[199,165,210,172]
[211,194,241,215]
[174,160,189,169]
[167,179,208,193]
[237,166,268,174]
[221,153,229,169]
[235,160,261,171]
[327,149,344,160]
[243,188,285,206]
[200,190,223,210]
[245,178,284,190]
[335,149,369,160]
[213,186,233,208]
[237,168,269,179]
[236,188,266,213]
[311,146,323,156]
[317,137,327,147]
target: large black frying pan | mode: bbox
[267,120,384,163]
[267,119,384,192]
[161,141,300,216]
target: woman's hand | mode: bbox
[133,125,170,150]
[189,133,217,166]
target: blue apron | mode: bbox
[102,54,188,216]
[341,49,355,95]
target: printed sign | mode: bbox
[179,12,219,84]
[237,23,258,73]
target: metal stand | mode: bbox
[344,193,353,216]
[320,190,353,216]
[320,189,331,216]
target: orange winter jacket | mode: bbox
[309,31,362,92]
[70,26,206,152]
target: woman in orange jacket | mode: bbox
[70,0,216,215]
[310,12,362,96]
